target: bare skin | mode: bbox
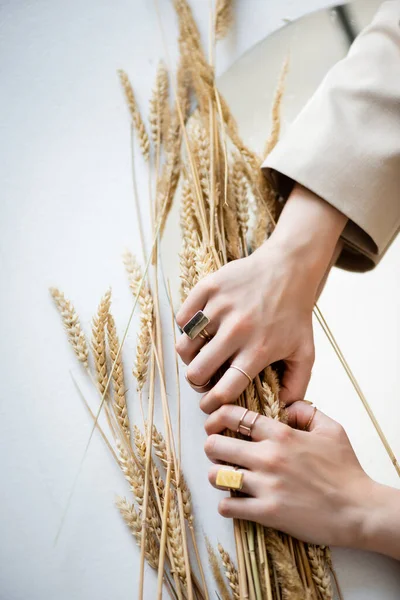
[176,183,348,409]
[204,401,400,560]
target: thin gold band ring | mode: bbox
[185,372,211,391]
[304,407,317,431]
[230,365,252,384]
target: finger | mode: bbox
[204,404,283,442]
[208,464,258,496]
[176,278,211,330]
[204,434,257,470]
[218,497,262,521]
[286,401,337,433]
[200,363,257,414]
[186,326,238,391]
[175,328,209,366]
[279,347,314,406]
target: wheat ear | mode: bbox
[107,312,130,438]
[263,57,289,161]
[205,538,232,600]
[50,288,89,369]
[218,543,240,599]
[91,289,111,394]
[266,530,305,600]
[167,493,187,583]
[149,61,169,150]
[116,496,159,569]
[307,545,333,600]
[118,69,150,161]
[215,0,234,40]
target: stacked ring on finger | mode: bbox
[185,371,211,393]
[237,408,260,437]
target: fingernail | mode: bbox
[302,399,313,405]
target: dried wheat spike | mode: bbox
[152,425,176,483]
[167,493,186,582]
[307,545,333,599]
[107,312,130,438]
[116,496,159,569]
[158,138,181,235]
[178,473,193,525]
[223,180,240,261]
[215,0,234,40]
[176,57,192,124]
[118,441,143,503]
[149,61,169,150]
[263,57,289,161]
[123,252,153,390]
[50,288,89,369]
[218,543,240,599]
[91,289,111,395]
[205,537,232,600]
[261,367,283,421]
[179,178,199,301]
[118,69,150,161]
[232,156,249,243]
[189,115,210,205]
[195,244,217,281]
[266,530,305,599]
[133,425,147,466]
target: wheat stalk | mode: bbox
[167,494,187,583]
[118,69,150,161]
[50,288,89,369]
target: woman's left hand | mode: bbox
[204,401,375,548]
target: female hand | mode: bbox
[204,401,400,559]
[176,185,347,411]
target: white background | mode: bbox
[1,1,399,599]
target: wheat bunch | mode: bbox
[307,545,333,599]
[176,57,192,124]
[50,288,89,369]
[118,69,150,161]
[215,0,234,40]
[116,496,159,569]
[218,544,240,600]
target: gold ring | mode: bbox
[182,310,210,340]
[230,365,252,384]
[185,372,211,392]
[215,466,244,491]
[198,328,211,341]
[304,406,317,431]
[237,409,260,437]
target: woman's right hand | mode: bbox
[176,184,347,410]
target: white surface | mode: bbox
[1,1,399,600]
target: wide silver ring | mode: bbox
[182,310,210,340]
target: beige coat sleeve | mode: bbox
[262,1,400,272]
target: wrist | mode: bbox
[258,184,347,289]
[354,480,400,559]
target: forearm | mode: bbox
[358,481,400,560]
